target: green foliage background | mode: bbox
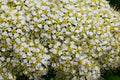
[107,0,120,11]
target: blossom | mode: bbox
[0,0,120,80]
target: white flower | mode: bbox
[14,33,19,38]
[23,59,28,63]
[1,4,8,10]
[6,58,10,62]
[34,39,40,44]
[62,44,68,50]
[1,48,6,52]
[44,25,49,31]
[22,53,27,58]
[70,0,77,3]
[52,35,56,39]
[80,77,85,80]
[17,29,22,33]
[0,0,120,79]
[50,48,57,54]
[61,0,69,3]
[27,52,32,56]
[0,57,5,61]
[30,25,34,30]
[43,54,51,60]
[22,43,28,47]
[38,24,42,28]
[31,57,36,63]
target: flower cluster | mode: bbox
[0,0,120,80]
